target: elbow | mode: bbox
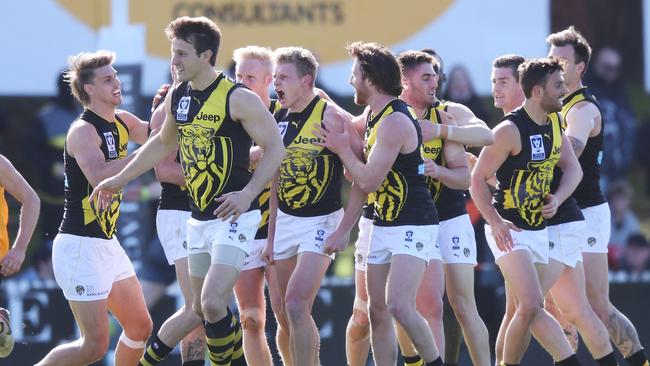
[358,178,381,195]
[482,131,495,146]
[459,169,471,190]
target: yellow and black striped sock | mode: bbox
[403,354,424,366]
[625,349,649,366]
[204,308,235,366]
[230,313,247,366]
[138,335,172,366]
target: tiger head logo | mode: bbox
[178,124,232,210]
[507,158,557,226]
[374,170,407,222]
[279,147,332,209]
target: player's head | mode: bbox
[166,16,221,82]
[519,57,567,113]
[398,50,437,109]
[346,41,402,105]
[491,54,526,113]
[233,46,274,99]
[420,48,445,96]
[273,47,318,109]
[546,26,591,85]
[65,50,120,107]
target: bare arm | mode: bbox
[442,103,494,146]
[469,122,520,251]
[316,113,408,194]
[323,182,367,255]
[552,134,583,205]
[116,109,150,145]
[90,93,179,207]
[427,138,470,190]
[0,155,40,276]
[149,104,185,186]
[214,88,285,221]
[564,102,598,158]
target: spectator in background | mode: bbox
[608,180,640,248]
[442,65,490,123]
[586,47,637,189]
[618,233,650,275]
[32,71,81,243]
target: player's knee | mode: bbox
[80,333,110,362]
[124,315,153,342]
[418,294,443,322]
[284,296,308,322]
[387,297,415,323]
[191,299,204,319]
[352,309,370,328]
[240,308,265,333]
[517,299,543,320]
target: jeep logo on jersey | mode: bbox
[177,96,191,121]
[103,132,118,158]
[196,111,221,122]
[530,134,545,160]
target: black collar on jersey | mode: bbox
[562,86,588,104]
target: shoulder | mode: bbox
[446,101,474,117]
[493,120,520,141]
[230,86,262,106]
[115,109,142,127]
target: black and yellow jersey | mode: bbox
[147,114,190,212]
[171,72,258,221]
[255,99,283,240]
[366,99,437,227]
[59,110,128,239]
[429,100,468,221]
[548,108,584,226]
[493,107,562,230]
[562,87,606,209]
[421,105,445,204]
[0,187,8,258]
[276,96,343,217]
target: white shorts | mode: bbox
[273,208,343,260]
[186,210,261,261]
[438,214,477,265]
[547,221,585,268]
[581,203,610,254]
[367,225,439,265]
[156,209,191,265]
[242,239,266,271]
[485,225,549,264]
[52,233,136,301]
[354,216,372,271]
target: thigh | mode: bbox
[107,276,151,331]
[355,269,369,303]
[498,250,544,305]
[388,255,427,303]
[69,299,110,339]
[174,257,194,305]
[285,252,330,304]
[366,263,390,309]
[582,252,610,303]
[443,263,475,304]
[234,267,266,310]
[417,259,445,307]
[273,256,297,302]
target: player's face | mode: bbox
[403,62,437,108]
[349,59,369,106]
[88,64,121,106]
[236,58,272,99]
[548,45,581,86]
[491,67,524,112]
[540,70,568,113]
[273,62,308,109]
[171,38,206,83]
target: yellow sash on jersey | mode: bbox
[421,106,444,202]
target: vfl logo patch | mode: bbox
[405,230,414,242]
[452,236,460,250]
[104,132,118,159]
[230,223,238,233]
[530,134,545,160]
[177,96,191,121]
[277,121,289,138]
[315,229,325,242]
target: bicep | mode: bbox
[473,125,515,179]
[443,140,468,169]
[0,156,36,203]
[366,122,403,178]
[66,127,106,186]
[557,134,580,171]
[234,90,282,149]
[117,110,149,145]
[159,96,179,146]
[564,107,594,145]
[450,103,484,127]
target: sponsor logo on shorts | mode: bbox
[549,241,555,250]
[463,247,470,257]
[238,233,246,242]
[356,254,363,264]
[588,237,596,246]
[315,229,325,242]
[182,241,187,249]
[405,230,414,242]
[368,254,377,259]
[230,223,238,233]
[75,285,85,295]
[416,242,424,252]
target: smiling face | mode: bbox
[539,70,568,113]
[491,66,524,113]
[349,59,371,106]
[273,62,310,109]
[84,64,122,107]
[171,38,210,83]
[402,62,437,109]
[236,58,272,98]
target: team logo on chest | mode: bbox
[103,132,118,159]
[530,134,545,161]
[177,96,191,121]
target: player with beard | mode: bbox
[470,58,582,366]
